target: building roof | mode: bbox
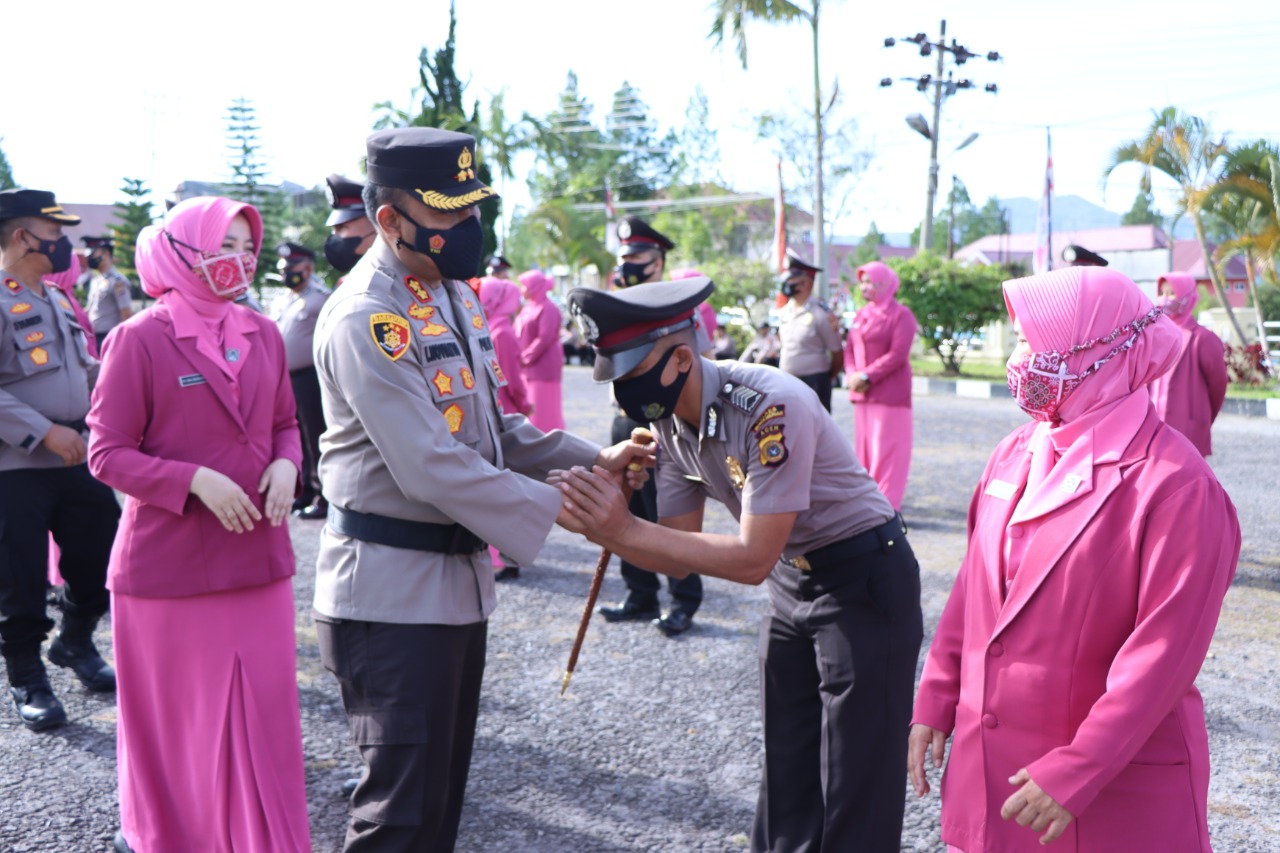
[1172,239,1248,280]
[955,224,1169,262]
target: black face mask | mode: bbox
[393,207,485,281]
[618,259,656,288]
[87,254,105,271]
[324,233,365,274]
[613,346,690,423]
[780,277,802,298]
[26,233,74,274]
[282,269,308,289]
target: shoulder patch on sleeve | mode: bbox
[718,381,764,414]
[750,404,786,433]
[756,424,789,468]
[370,312,411,360]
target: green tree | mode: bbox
[698,256,777,317]
[712,0,835,298]
[674,88,722,186]
[109,178,155,284]
[853,222,885,265]
[0,138,15,190]
[508,200,612,279]
[1121,190,1164,227]
[225,96,288,296]
[889,252,1007,374]
[1104,107,1247,345]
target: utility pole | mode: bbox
[881,21,1000,252]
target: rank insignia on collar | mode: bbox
[726,456,746,490]
[756,424,788,468]
[460,367,475,390]
[57,298,70,310]
[419,319,449,337]
[751,405,785,433]
[432,369,454,396]
[489,358,506,385]
[370,312,411,361]
[443,403,464,433]
[404,277,432,304]
[471,315,484,329]
[24,331,44,343]
[463,298,474,310]
[4,278,22,294]
[719,381,763,414]
[10,302,32,314]
[30,347,49,366]
[408,303,435,321]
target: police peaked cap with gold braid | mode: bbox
[568,277,714,382]
[365,128,499,211]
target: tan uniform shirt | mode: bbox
[86,268,133,334]
[272,277,331,372]
[0,273,97,470]
[778,298,842,377]
[654,359,892,558]
[312,240,600,625]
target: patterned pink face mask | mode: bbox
[1006,306,1163,422]
[1158,294,1193,317]
[166,232,257,299]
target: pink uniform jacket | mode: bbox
[845,300,916,406]
[913,403,1239,852]
[87,303,302,598]
[1149,323,1227,456]
[515,298,563,383]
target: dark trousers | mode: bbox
[610,414,702,615]
[315,615,487,853]
[290,366,326,505]
[794,371,833,413]
[751,535,923,853]
[0,466,118,664]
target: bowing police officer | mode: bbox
[81,235,134,351]
[0,189,120,731]
[310,127,650,853]
[270,242,331,519]
[559,278,924,852]
[777,249,843,411]
[323,173,376,280]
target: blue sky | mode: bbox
[4,0,1278,240]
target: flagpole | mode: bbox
[1045,127,1053,271]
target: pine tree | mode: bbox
[225,97,287,296]
[110,178,155,284]
[0,138,15,190]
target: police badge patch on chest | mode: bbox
[370,312,411,361]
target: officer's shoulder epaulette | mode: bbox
[2,277,25,297]
[718,380,765,414]
[814,298,832,312]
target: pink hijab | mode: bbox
[670,268,718,336]
[479,275,521,329]
[1003,267,1181,521]
[136,197,262,379]
[44,256,99,358]
[1157,272,1199,329]
[856,261,900,306]
[518,269,554,302]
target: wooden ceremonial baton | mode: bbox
[561,427,654,695]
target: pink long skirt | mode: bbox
[113,578,311,853]
[527,379,565,432]
[853,402,913,511]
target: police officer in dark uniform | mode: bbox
[598,215,703,636]
[1061,244,1109,267]
[560,278,924,852]
[776,249,843,412]
[323,173,376,278]
[0,189,119,731]
[271,242,332,519]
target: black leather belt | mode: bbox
[52,418,88,432]
[782,515,906,572]
[328,505,487,555]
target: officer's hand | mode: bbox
[557,465,632,542]
[907,723,948,798]
[595,432,656,485]
[190,466,262,533]
[1000,769,1074,844]
[42,424,87,466]
[258,458,299,527]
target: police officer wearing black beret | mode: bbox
[559,278,923,853]
[323,174,375,277]
[310,128,652,853]
[0,190,120,731]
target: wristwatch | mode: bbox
[859,372,871,384]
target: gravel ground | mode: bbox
[1,364,1276,852]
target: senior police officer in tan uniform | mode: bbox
[81,235,134,351]
[0,189,119,732]
[311,128,651,853]
[271,241,331,519]
[777,249,843,411]
[558,278,924,853]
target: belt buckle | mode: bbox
[784,555,813,572]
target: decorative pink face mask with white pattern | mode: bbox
[1006,306,1163,422]
[166,231,257,300]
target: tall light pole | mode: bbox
[881,21,1000,252]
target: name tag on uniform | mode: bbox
[985,479,1018,500]
[1060,473,1083,494]
[179,374,207,387]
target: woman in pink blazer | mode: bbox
[909,267,1240,852]
[1149,272,1228,456]
[844,261,917,509]
[515,269,564,431]
[87,197,311,853]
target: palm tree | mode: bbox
[711,0,832,297]
[1104,107,1247,345]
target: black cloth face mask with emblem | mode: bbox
[323,233,365,274]
[26,233,74,274]
[393,207,485,282]
[613,345,690,423]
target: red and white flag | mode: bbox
[604,179,619,254]
[1032,129,1054,274]
[772,159,787,273]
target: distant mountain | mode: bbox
[997,194,1194,238]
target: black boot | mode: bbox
[114,830,136,852]
[6,654,66,732]
[47,611,115,692]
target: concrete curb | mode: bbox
[911,375,1279,420]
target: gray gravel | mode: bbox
[1,365,1276,852]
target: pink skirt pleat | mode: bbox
[527,379,565,432]
[113,578,311,853]
[853,402,913,511]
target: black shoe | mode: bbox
[599,598,660,623]
[341,777,359,797]
[654,609,693,637]
[296,503,328,520]
[48,634,116,692]
[10,684,67,731]
[495,565,520,582]
[114,830,136,853]
[291,497,312,513]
